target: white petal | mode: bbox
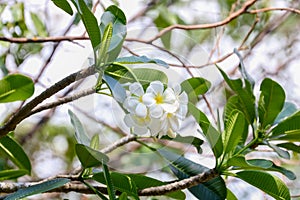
[178,91,188,104]
[123,97,139,111]
[135,103,147,118]
[173,84,181,95]
[129,82,144,96]
[163,88,176,103]
[143,93,156,106]
[149,118,162,136]
[124,114,135,127]
[133,126,148,135]
[177,105,188,120]
[150,106,163,118]
[161,102,178,113]
[168,116,180,131]
[147,81,164,95]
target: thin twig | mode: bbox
[30,88,96,116]
[0,36,89,43]
[0,66,96,138]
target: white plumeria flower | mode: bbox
[143,81,178,118]
[123,80,188,138]
[173,84,188,120]
[123,82,148,118]
[124,113,150,135]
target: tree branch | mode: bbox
[0,36,89,43]
[144,0,258,43]
[29,88,96,116]
[0,169,218,197]
[0,66,96,138]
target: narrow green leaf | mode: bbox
[228,155,296,180]
[0,169,28,181]
[223,110,246,154]
[258,78,285,128]
[274,102,297,124]
[93,172,139,199]
[105,65,168,88]
[268,143,290,159]
[68,110,90,146]
[237,171,290,200]
[271,111,300,138]
[51,0,73,15]
[90,134,100,150]
[223,95,248,144]
[93,172,185,200]
[161,135,204,153]
[75,144,109,168]
[0,136,31,173]
[103,162,117,200]
[226,189,238,200]
[103,74,127,103]
[4,178,70,200]
[100,5,127,62]
[188,103,223,158]
[180,78,211,104]
[277,142,300,153]
[98,23,113,66]
[0,74,34,103]
[115,56,168,68]
[158,149,227,200]
[227,155,273,169]
[217,66,255,124]
[119,192,128,200]
[71,0,101,49]
[30,12,47,37]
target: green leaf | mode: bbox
[188,103,223,158]
[0,169,28,181]
[223,110,246,154]
[94,172,184,200]
[90,134,100,149]
[68,110,90,146]
[217,66,255,124]
[226,189,238,200]
[98,23,113,66]
[158,149,227,200]
[103,74,127,103]
[227,155,273,169]
[274,102,297,124]
[119,192,128,200]
[30,12,47,37]
[51,0,73,15]
[223,95,248,144]
[99,5,127,63]
[105,65,168,88]
[4,178,70,200]
[71,0,101,49]
[271,111,300,139]
[234,48,255,87]
[0,135,31,173]
[0,74,34,103]
[103,162,117,200]
[181,78,211,104]
[236,171,290,200]
[93,172,139,199]
[75,144,109,168]
[115,56,168,68]
[267,142,290,159]
[277,142,300,153]
[161,135,204,153]
[258,78,285,128]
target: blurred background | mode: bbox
[0,0,300,199]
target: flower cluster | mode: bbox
[123,81,188,138]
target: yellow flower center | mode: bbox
[155,93,163,104]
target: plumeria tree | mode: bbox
[0,0,300,199]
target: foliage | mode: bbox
[0,1,299,200]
